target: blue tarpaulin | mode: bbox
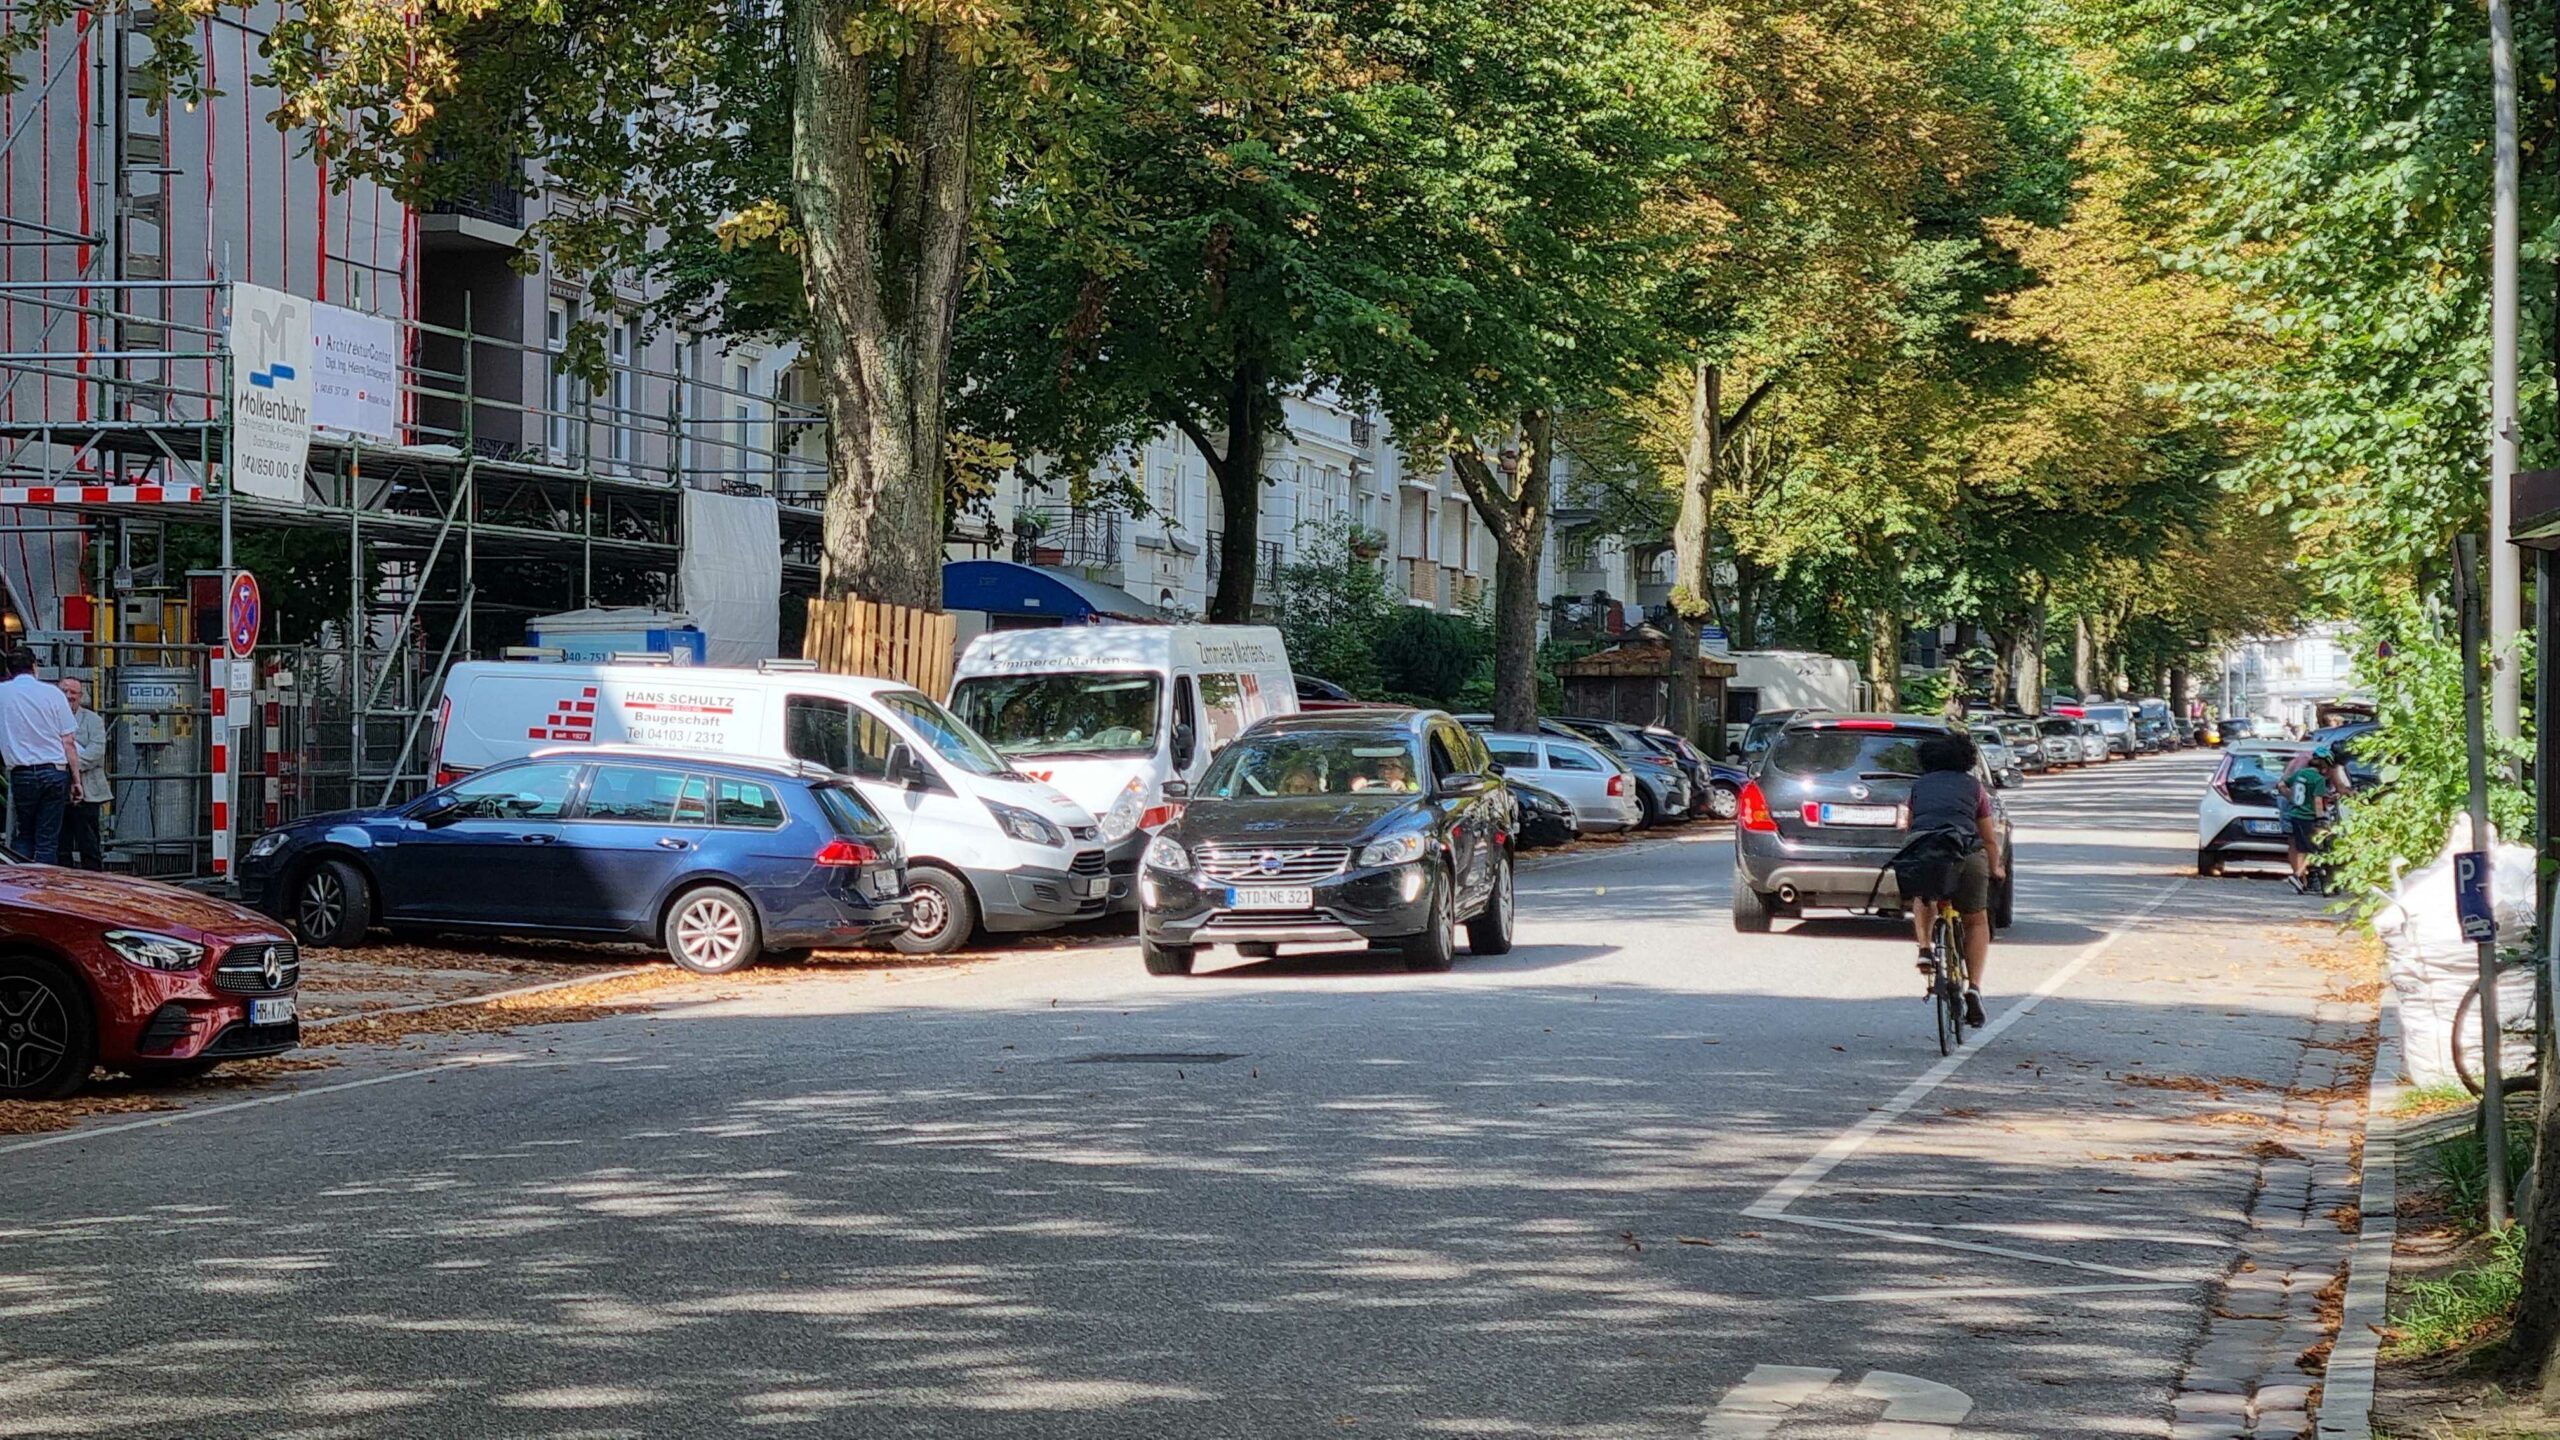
[941,560,1164,623]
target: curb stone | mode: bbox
[2170,997,2379,1440]
[2313,1009,2400,1440]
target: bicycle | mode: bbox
[2453,956,2540,1098]
[1921,900,1969,1056]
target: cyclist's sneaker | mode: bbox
[1916,946,1939,974]
[1964,987,1987,1027]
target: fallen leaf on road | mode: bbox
[1620,1232,1642,1251]
[1676,1237,1715,1247]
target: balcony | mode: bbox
[1402,557,1442,607]
[1015,504,1124,577]
[420,171,530,251]
[1446,569,1484,612]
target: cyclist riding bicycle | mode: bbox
[1900,732,2006,1028]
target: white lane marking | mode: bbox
[1743,876,2192,1220]
[1700,1365,1839,1438]
[1873,1218,2237,1250]
[1813,1281,2190,1304]
[1854,1371,1973,1440]
[0,1054,526,1158]
[1768,1212,2183,1281]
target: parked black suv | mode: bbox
[1138,710,1518,975]
[1731,713,2015,933]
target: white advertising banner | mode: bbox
[225,283,313,503]
[309,302,399,441]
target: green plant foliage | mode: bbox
[2387,1223,2526,1359]
[1376,607,1491,710]
[1270,519,1400,700]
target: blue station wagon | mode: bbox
[239,749,908,973]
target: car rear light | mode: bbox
[2210,763,2234,803]
[435,766,466,787]
[1606,773,1627,797]
[1835,719,1896,731]
[1736,781,1777,832]
[815,838,880,866]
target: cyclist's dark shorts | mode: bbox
[2286,815,2321,851]
[1915,850,1993,912]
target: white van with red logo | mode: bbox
[946,625,1297,907]
[433,659,1106,953]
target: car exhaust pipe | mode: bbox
[1776,884,1799,906]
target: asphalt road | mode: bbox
[0,749,2353,1439]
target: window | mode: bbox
[874,691,1007,776]
[608,319,638,463]
[545,300,575,459]
[715,778,787,828]
[786,694,875,778]
[1767,730,1925,779]
[1197,673,1256,750]
[948,673,1161,757]
[442,762,582,820]
[1488,741,1540,770]
[732,361,759,475]
[1548,744,1602,773]
[581,765,702,823]
[1197,733,1420,799]
[816,784,891,837]
[1155,465,1181,530]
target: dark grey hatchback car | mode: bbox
[1731,714,2015,932]
[1138,710,1518,975]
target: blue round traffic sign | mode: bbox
[226,572,262,658]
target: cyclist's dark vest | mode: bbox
[1907,771,1985,844]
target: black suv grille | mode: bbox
[214,941,300,994]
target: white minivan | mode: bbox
[434,659,1108,953]
[946,625,1297,907]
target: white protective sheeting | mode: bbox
[2370,817,2536,1088]
[678,487,781,666]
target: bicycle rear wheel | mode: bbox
[2453,961,2540,1098]
[1933,910,1964,1053]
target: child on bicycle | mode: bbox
[1906,732,2006,1027]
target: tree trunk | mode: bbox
[1452,410,1554,733]
[795,0,973,609]
[2072,615,2094,697]
[1987,626,2014,714]
[1733,550,1762,651]
[1184,358,1272,625]
[2170,665,2192,724]
[1866,573,1901,712]
[2014,599,2046,713]
[2513,1030,2560,1392]
[1669,362,1776,744]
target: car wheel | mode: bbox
[2197,847,2225,878]
[1142,939,1195,976]
[1635,788,1662,829]
[292,857,371,950]
[1402,870,1458,972]
[1465,854,1516,956]
[1732,880,1773,933]
[0,954,94,1100]
[892,866,978,956]
[664,884,763,975]
[1706,783,1739,821]
[1236,942,1278,959]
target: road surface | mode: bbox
[0,750,2359,1438]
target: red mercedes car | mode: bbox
[0,864,301,1099]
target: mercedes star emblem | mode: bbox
[261,946,285,991]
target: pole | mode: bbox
[2458,532,2511,1228]
[2488,0,2521,739]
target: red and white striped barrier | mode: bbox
[209,685,230,876]
[0,484,204,506]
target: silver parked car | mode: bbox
[2035,716,2084,768]
[1970,725,2025,788]
[1481,732,1645,833]
[2076,719,2108,764]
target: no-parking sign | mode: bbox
[226,571,262,660]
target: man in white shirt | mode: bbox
[0,650,82,863]
[59,675,107,870]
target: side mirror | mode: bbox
[1486,759,1507,778]
[883,742,933,790]
[1161,778,1191,801]
[1440,772,1492,799]
[414,792,462,826]
[1171,723,1198,771]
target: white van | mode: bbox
[434,659,1107,953]
[946,625,1297,904]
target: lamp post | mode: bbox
[2488,0,2521,739]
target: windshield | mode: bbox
[874,690,1008,777]
[1971,729,2004,749]
[1197,733,1423,799]
[1766,729,1927,778]
[2085,705,2132,725]
[2038,718,2077,737]
[949,672,1163,758]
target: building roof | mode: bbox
[1555,625,1739,679]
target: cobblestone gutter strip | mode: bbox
[300,965,665,1029]
[2314,1012,2400,1440]
[2171,996,2375,1440]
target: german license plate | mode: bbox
[1082,876,1110,898]
[249,996,297,1025]
[1818,803,1900,827]
[1227,886,1312,911]
[2246,819,2286,836]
